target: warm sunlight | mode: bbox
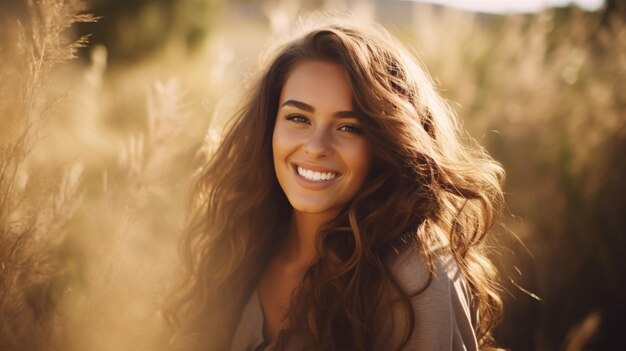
[410,0,605,13]
[1,0,623,350]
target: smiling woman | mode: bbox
[165,17,505,351]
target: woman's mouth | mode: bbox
[296,166,338,182]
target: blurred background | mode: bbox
[0,0,624,350]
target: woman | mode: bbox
[166,18,505,351]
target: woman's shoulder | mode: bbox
[381,241,479,350]
[385,241,463,293]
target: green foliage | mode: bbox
[77,0,225,64]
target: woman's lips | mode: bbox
[292,162,340,174]
[291,163,341,189]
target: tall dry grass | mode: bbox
[0,0,624,350]
[0,0,94,350]
[1,1,191,350]
[402,4,626,350]
[57,77,191,351]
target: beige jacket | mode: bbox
[230,244,478,351]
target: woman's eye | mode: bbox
[285,114,310,124]
[338,124,363,134]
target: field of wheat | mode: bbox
[0,0,624,350]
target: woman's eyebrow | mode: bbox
[281,99,357,119]
[282,99,314,112]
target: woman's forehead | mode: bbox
[279,60,354,111]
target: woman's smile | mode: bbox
[291,162,341,190]
[296,165,338,182]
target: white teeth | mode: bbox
[297,166,337,182]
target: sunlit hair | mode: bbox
[165,17,505,351]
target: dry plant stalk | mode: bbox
[405,5,625,349]
[62,77,191,351]
[0,0,95,350]
[563,311,602,351]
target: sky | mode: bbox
[410,0,605,14]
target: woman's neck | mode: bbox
[279,210,338,268]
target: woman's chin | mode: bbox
[289,201,340,217]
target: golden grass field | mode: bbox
[0,0,624,350]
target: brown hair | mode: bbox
[166,18,505,351]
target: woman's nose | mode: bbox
[303,127,332,158]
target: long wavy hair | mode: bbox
[165,18,505,351]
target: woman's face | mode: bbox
[272,60,372,217]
